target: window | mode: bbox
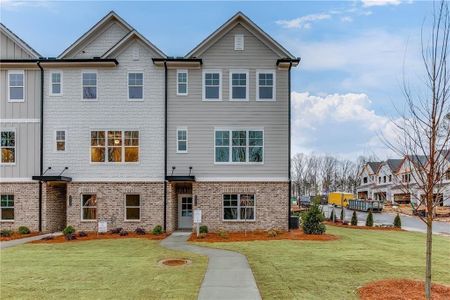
[125,194,140,221]
[402,173,411,183]
[177,128,188,153]
[257,71,275,101]
[55,130,66,152]
[50,71,62,95]
[203,70,221,100]
[378,177,381,183]
[177,70,188,95]
[215,129,263,163]
[223,194,255,221]
[0,195,14,221]
[128,72,143,100]
[363,177,368,184]
[8,70,24,102]
[383,176,387,183]
[446,169,450,180]
[81,194,97,220]
[389,175,392,182]
[82,71,97,100]
[91,130,139,163]
[234,34,244,50]
[1,130,15,164]
[230,70,248,100]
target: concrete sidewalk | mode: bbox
[161,232,261,300]
[0,232,62,249]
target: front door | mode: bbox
[178,194,193,229]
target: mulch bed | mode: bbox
[188,229,338,243]
[325,222,403,231]
[31,232,168,244]
[359,279,450,300]
[0,232,41,241]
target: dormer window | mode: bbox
[234,34,244,50]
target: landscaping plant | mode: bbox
[78,231,88,237]
[119,229,128,236]
[152,225,163,235]
[366,210,374,227]
[394,213,402,228]
[217,229,229,239]
[351,211,358,226]
[18,226,30,235]
[110,228,123,234]
[64,233,76,241]
[0,229,13,237]
[199,225,208,234]
[135,227,146,235]
[62,226,75,236]
[301,202,326,235]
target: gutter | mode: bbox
[37,61,44,232]
[163,61,168,231]
[288,61,292,230]
[152,57,203,63]
[0,58,118,64]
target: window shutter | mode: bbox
[234,34,244,51]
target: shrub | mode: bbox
[18,226,30,235]
[64,233,77,241]
[0,229,13,237]
[199,225,208,234]
[301,202,326,235]
[217,229,229,239]
[110,227,123,234]
[135,227,146,235]
[78,231,88,237]
[394,213,402,228]
[351,211,358,226]
[366,210,374,227]
[63,226,75,236]
[119,229,128,236]
[329,209,335,221]
[267,229,277,237]
[198,232,207,239]
[152,225,163,235]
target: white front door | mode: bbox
[178,194,193,229]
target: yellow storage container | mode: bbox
[328,192,354,207]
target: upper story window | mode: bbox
[55,130,66,152]
[1,195,14,221]
[50,71,63,96]
[215,129,263,164]
[1,130,15,164]
[177,70,188,95]
[363,177,368,184]
[128,72,143,100]
[177,128,188,153]
[203,70,221,101]
[257,70,275,101]
[445,169,450,180]
[91,130,139,163]
[389,175,392,182]
[402,173,411,183]
[230,70,248,101]
[8,70,24,102]
[82,71,97,100]
[234,34,244,51]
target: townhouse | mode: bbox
[0,11,299,233]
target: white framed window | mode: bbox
[82,71,97,100]
[177,69,188,95]
[223,194,255,221]
[203,70,221,101]
[229,70,249,101]
[256,70,276,101]
[90,130,139,163]
[81,194,97,221]
[1,195,14,221]
[8,70,25,102]
[55,130,66,152]
[50,71,63,96]
[234,34,244,51]
[125,194,140,221]
[1,130,16,164]
[177,128,188,153]
[128,72,143,100]
[214,129,263,164]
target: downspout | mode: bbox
[163,61,168,231]
[37,61,44,232]
[288,62,292,230]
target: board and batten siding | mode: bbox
[167,24,289,180]
[43,41,165,181]
[0,31,34,59]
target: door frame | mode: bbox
[178,194,193,229]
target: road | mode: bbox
[320,205,450,235]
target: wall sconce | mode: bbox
[194,195,198,206]
[68,195,72,207]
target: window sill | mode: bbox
[222,219,256,223]
[214,162,264,166]
[176,151,188,154]
[202,99,222,102]
[256,99,276,102]
[229,98,249,102]
[0,220,14,223]
[81,220,97,222]
[81,99,98,102]
[0,163,16,166]
[127,99,144,102]
[124,220,141,223]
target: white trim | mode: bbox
[90,130,140,164]
[176,69,188,96]
[0,23,41,58]
[81,70,98,101]
[214,128,264,165]
[54,129,67,153]
[0,178,35,183]
[7,70,25,102]
[176,127,188,154]
[202,69,222,101]
[0,128,16,165]
[49,70,63,96]
[229,69,249,101]
[0,119,40,123]
[124,193,141,222]
[81,193,97,222]
[256,69,276,101]
[196,177,288,182]
[127,71,144,101]
[0,194,15,222]
[69,178,164,182]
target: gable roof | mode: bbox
[58,11,134,59]
[101,30,165,59]
[367,162,383,174]
[0,23,41,58]
[386,159,403,173]
[185,11,297,60]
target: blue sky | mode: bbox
[1,0,434,159]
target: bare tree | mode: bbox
[320,156,337,194]
[384,1,450,298]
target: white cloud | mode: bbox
[0,0,51,10]
[341,16,353,23]
[361,0,402,7]
[276,13,331,30]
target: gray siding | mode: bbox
[0,31,33,59]
[167,24,288,180]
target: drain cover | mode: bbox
[159,258,191,267]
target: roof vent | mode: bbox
[234,34,244,51]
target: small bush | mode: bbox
[78,231,88,237]
[110,227,123,234]
[18,226,31,235]
[119,229,128,236]
[198,232,207,239]
[199,225,208,234]
[152,225,163,235]
[394,213,402,228]
[301,202,326,235]
[135,227,146,235]
[217,229,229,239]
[0,229,13,237]
[63,226,75,236]
[329,209,335,221]
[366,210,374,227]
[351,211,358,226]
[267,229,277,237]
[64,233,77,241]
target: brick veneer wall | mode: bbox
[42,183,67,232]
[0,183,39,231]
[66,182,165,232]
[192,182,289,232]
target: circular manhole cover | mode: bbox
[159,258,191,267]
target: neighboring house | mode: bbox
[357,161,382,200]
[0,11,299,232]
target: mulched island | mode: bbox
[188,229,338,242]
[32,232,168,244]
[359,279,450,300]
[0,232,41,241]
[325,221,403,231]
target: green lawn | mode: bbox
[202,226,450,300]
[1,239,207,299]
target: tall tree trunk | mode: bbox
[425,198,433,299]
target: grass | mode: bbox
[1,239,207,299]
[202,226,450,300]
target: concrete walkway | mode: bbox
[161,232,261,300]
[0,232,62,249]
